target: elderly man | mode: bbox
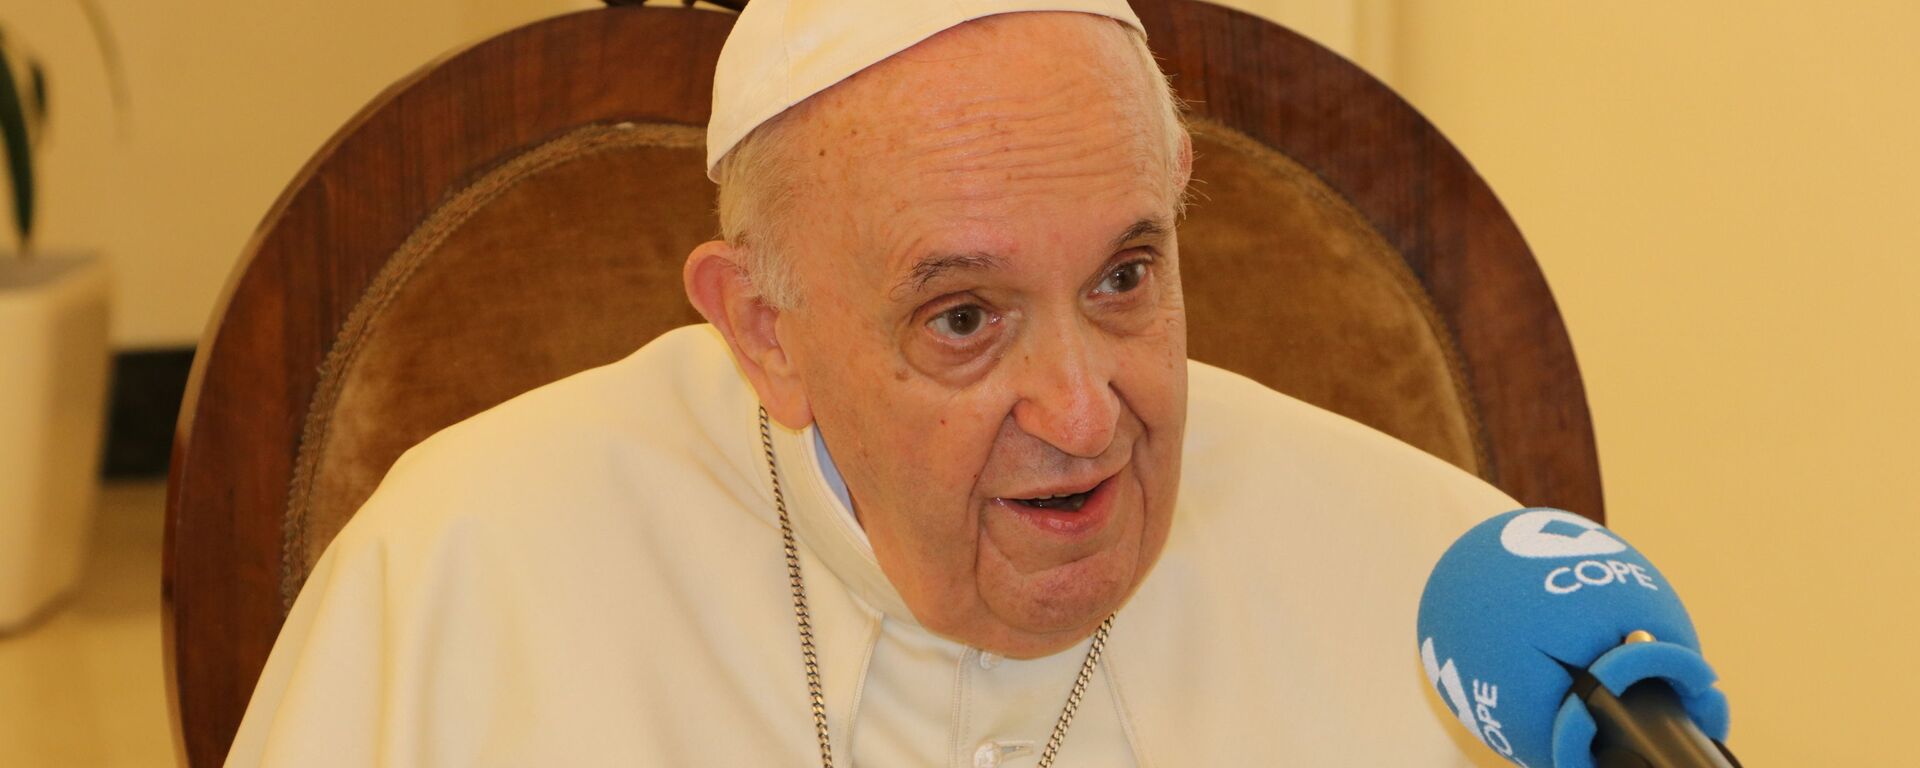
[228,1,1514,765]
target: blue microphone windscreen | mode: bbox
[1417,508,1728,767]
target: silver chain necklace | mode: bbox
[758,407,1114,768]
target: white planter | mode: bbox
[0,254,111,631]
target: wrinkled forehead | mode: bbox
[794,14,1174,215]
[847,13,1150,115]
[822,16,1153,138]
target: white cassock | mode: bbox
[226,325,1515,766]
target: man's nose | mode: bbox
[1009,322,1121,460]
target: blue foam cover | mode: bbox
[1417,508,1730,767]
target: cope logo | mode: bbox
[1499,510,1625,558]
[1421,638,1527,766]
[1500,509,1659,596]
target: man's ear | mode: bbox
[682,240,814,429]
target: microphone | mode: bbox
[1416,508,1739,767]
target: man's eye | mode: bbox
[927,305,990,339]
[1095,261,1148,295]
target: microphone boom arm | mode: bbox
[1574,673,1742,768]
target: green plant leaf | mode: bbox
[28,61,47,135]
[0,39,36,251]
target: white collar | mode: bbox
[766,418,919,627]
[809,427,866,546]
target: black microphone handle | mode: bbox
[1586,678,1742,768]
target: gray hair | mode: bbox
[713,26,1187,311]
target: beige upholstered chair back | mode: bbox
[166,3,1599,765]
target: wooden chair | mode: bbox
[164,1,1600,764]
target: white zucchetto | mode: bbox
[705,0,1148,180]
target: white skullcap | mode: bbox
[705,0,1147,181]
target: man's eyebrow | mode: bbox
[889,219,1170,301]
[893,251,1002,299]
[1110,218,1169,251]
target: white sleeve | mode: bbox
[224,524,400,767]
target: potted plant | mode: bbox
[0,8,117,632]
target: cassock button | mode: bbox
[972,739,1036,767]
[977,651,1001,670]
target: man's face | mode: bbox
[774,13,1188,658]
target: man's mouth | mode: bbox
[1013,490,1093,512]
[991,474,1121,538]
[1004,478,1106,513]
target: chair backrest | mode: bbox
[165,2,1600,764]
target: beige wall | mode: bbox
[10,0,1908,763]
[1389,2,1918,764]
[2,0,594,348]
[1206,0,1384,73]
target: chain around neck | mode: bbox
[757,407,1113,768]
